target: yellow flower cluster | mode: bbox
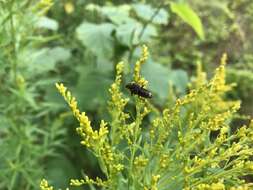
[33,0,54,15]
[64,1,75,14]
[40,179,53,190]
[195,61,207,87]
[159,153,170,168]
[108,62,130,145]
[230,184,252,190]
[41,47,253,190]
[56,82,124,186]
[195,181,225,190]
[149,53,253,190]
[70,176,107,187]
[100,143,124,174]
[210,53,231,93]
[144,175,160,190]
[134,45,149,87]
[184,182,253,190]
[55,83,109,149]
[134,155,149,168]
[151,175,160,190]
[108,62,129,123]
[206,102,240,131]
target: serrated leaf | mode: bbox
[133,3,169,25]
[170,2,205,40]
[76,22,115,58]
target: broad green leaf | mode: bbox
[170,2,205,40]
[116,20,157,46]
[36,16,59,31]
[74,65,113,110]
[96,56,113,73]
[142,61,188,100]
[25,47,71,74]
[76,22,115,58]
[132,3,169,25]
[142,60,171,100]
[101,5,134,25]
[29,47,71,72]
[170,69,188,94]
[46,157,78,189]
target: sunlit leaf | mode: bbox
[170,2,205,40]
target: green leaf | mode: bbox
[142,61,188,100]
[46,157,78,189]
[74,65,113,110]
[76,22,115,58]
[101,5,134,25]
[132,3,169,25]
[96,56,113,73]
[170,69,188,94]
[170,2,205,40]
[116,20,157,46]
[36,16,59,31]
[24,47,70,75]
[208,1,234,19]
[142,60,171,100]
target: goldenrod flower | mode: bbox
[49,50,253,190]
[33,0,54,15]
[40,179,53,190]
[134,45,149,87]
[64,1,74,14]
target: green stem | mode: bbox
[128,98,142,189]
[128,2,166,64]
[9,0,17,82]
[191,167,241,188]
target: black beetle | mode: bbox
[125,82,152,98]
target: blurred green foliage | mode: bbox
[0,0,252,189]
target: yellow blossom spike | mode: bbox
[33,0,54,15]
[134,45,149,87]
[64,1,74,14]
[56,83,108,149]
[70,176,107,187]
[40,179,54,190]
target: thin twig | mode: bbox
[138,2,165,40]
[128,2,168,64]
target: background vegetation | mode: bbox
[0,0,252,189]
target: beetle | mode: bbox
[125,82,152,98]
